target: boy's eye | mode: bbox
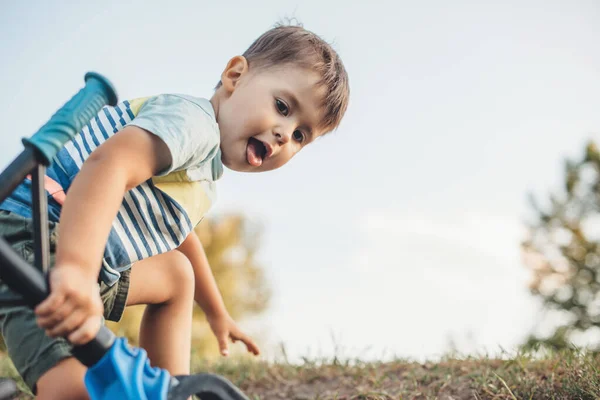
[293,130,305,143]
[275,99,289,116]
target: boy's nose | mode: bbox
[274,129,291,145]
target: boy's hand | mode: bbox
[35,265,104,345]
[207,313,260,357]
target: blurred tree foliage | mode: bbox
[522,141,600,351]
[107,214,271,357]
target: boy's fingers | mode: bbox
[35,293,66,316]
[46,309,85,338]
[231,331,260,355]
[218,333,229,356]
[67,316,102,346]
[36,302,74,329]
[244,338,260,355]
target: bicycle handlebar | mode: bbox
[22,72,118,165]
[0,72,119,366]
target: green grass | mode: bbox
[1,349,599,399]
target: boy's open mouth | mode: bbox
[246,137,267,167]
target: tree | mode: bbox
[522,141,600,351]
[107,213,271,357]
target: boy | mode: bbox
[0,23,349,399]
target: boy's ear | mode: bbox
[221,56,249,93]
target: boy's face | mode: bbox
[214,57,327,172]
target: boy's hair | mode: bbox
[219,24,350,132]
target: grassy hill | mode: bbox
[1,349,599,399]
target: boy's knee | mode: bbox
[169,250,195,296]
[128,251,195,306]
[171,250,194,279]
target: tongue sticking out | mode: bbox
[246,138,264,167]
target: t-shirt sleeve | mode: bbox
[126,94,218,176]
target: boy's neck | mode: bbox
[209,95,220,122]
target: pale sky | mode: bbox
[1,0,600,361]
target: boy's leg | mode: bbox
[36,358,87,400]
[1,306,88,400]
[126,250,195,375]
[0,211,88,399]
[1,210,194,395]
[35,248,195,398]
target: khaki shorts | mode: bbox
[0,210,130,392]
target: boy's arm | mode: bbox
[56,126,171,271]
[35,126,172,344]
[177,231,260,356]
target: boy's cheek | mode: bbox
[219,149,238,170]
[266,153,293,172]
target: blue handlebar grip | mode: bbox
[22,72,118,165]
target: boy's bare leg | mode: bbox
[36,250,194,399]
[36,358,88,400]
[126,250,195,375]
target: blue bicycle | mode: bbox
[0,73,250,400]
